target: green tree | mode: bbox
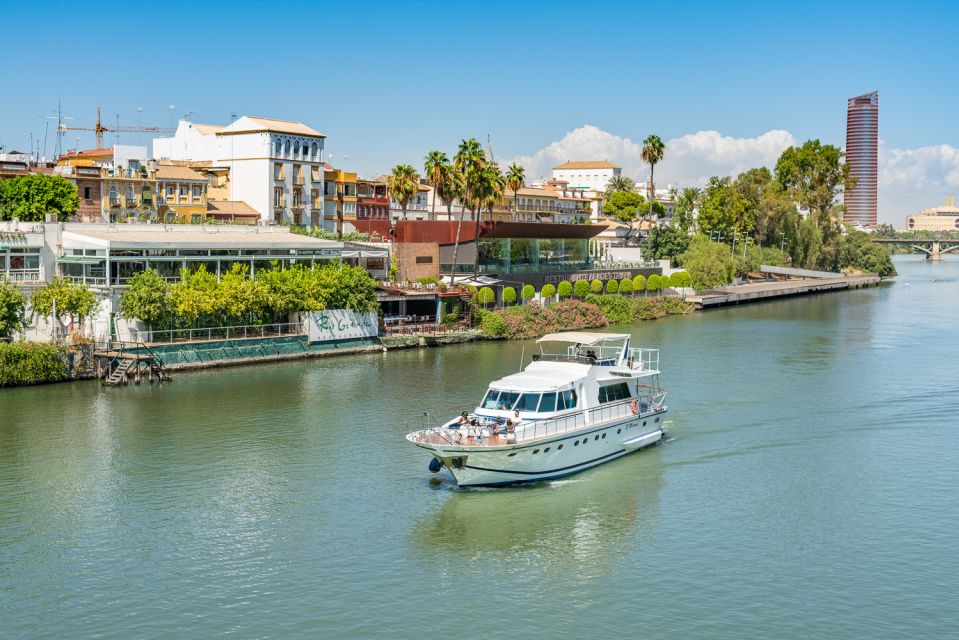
[649,225,691,264]
[632,274,647,295]
[774,139,851,236]
[118,269,171,328]
[669,271,692,290]
[573,280,590,298]
[604,191,644,225]
[541,283,557,300]
[502,286,517,305]
[678,236,736,290]
[589,279,603,294]
[697,176,753,238]
[618,277,633,295]
[387,164,420,221]
[170,266,220,325]
[605,279,619,294]
[30,278,98,332]
[476,286,495,306]
[453,138,487,278]
[423,150,449,219]
[557,280,572,299]
[0,174,78,222]
[0,279,27,339]
[521,284,535,302]
[505,163,526,214]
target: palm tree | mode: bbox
[423,150,448,220]
[452,138,485,283]
[387,164,420,221]
[505,162,525,216]
[473,163,505,276]
[603,175,636,201]
[677,186,701,232]
[642,134,666,203]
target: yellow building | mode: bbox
[323,166,358,234]
[905,197,959,232]
[156,163,209,222]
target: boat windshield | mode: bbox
[480,389,576,412]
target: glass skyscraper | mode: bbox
[844,91,879,227]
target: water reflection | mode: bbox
[413,446,664,578]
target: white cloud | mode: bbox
[508,125,959,225]
[506,125,796,188]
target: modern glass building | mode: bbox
[845,91,879,227]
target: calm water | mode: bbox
[2,256,957,639]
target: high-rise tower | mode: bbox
[844,91,879,227]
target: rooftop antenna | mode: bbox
[137,107,143,146]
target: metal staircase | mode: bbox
[98,341,172,386]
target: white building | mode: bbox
[153,116,326,227]
[551,161,621,221]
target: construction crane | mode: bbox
[58,107,174,150]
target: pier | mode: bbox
[687,267,882,309]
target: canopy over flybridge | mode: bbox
[536,332,630,346]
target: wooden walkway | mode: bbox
[686,274,882,309]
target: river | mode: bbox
[1,256,957,639]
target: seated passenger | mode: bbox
[585,349,597,361]
[458,411,469,426]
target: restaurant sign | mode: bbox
[542,270,635,285]
[307,309,378,342]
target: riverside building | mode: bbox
[153,116,327,227]
[905,197,959,232]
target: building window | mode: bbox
[83,186,92,201]
[165,185,174,198]
[126,185,135,204]
[192,186,201,199]
[415,256,433,264]
[274,139,281,156]
[311,189,320,207]
[274,163,284,181]
[311,142,318,160]
[274,188,284,208]
[179,185,187,199]
[293,189,302,208]
[311,166,321,181]
[109,185,119,205]
[284,139,291,156]
[293,165,302,185]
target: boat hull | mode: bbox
[417,410,666,487]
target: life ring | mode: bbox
[630,399,639,415]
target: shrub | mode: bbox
[541,283,556,300]
[679,236,735,290]
[605,279,619,294]
[480,311,507,338]
[618,277,633,295]
[476,287,495,306]
[551,299,607,331]
[0,279,28,339]
[633,297,668,320]
[557,281,572,299]
[502,286,517,305]
[521,284,535,301]
[592,293,632,324]
[590,279,604,294]
[0,342,68,386]
[647,274,662,295]
[632,274,646,294]
[441,311,459,327]
[669,271,692,289]
[573,280,590,298]
[414,276,439,285]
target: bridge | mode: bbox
[872,238,959,261]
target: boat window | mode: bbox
[481,389,500,409]
[598,382,631,404]
[496,391,521,411]
[537,392,557,413]
[514,393,542,412]
[558,389,578,410]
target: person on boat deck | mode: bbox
[513,409,521,423]
[458,411,469,426]
[505,420,517,443]
[572,343,582,357]
[585,349,597,361]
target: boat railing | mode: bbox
[533,346,659,371]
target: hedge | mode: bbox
[0,342,68,387]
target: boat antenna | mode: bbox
[519,346,525,372]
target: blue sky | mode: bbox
[3,0,957,223]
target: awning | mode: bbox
[56,255,105,265]
[341,249,389,258]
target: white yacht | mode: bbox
[406,331,667,488]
